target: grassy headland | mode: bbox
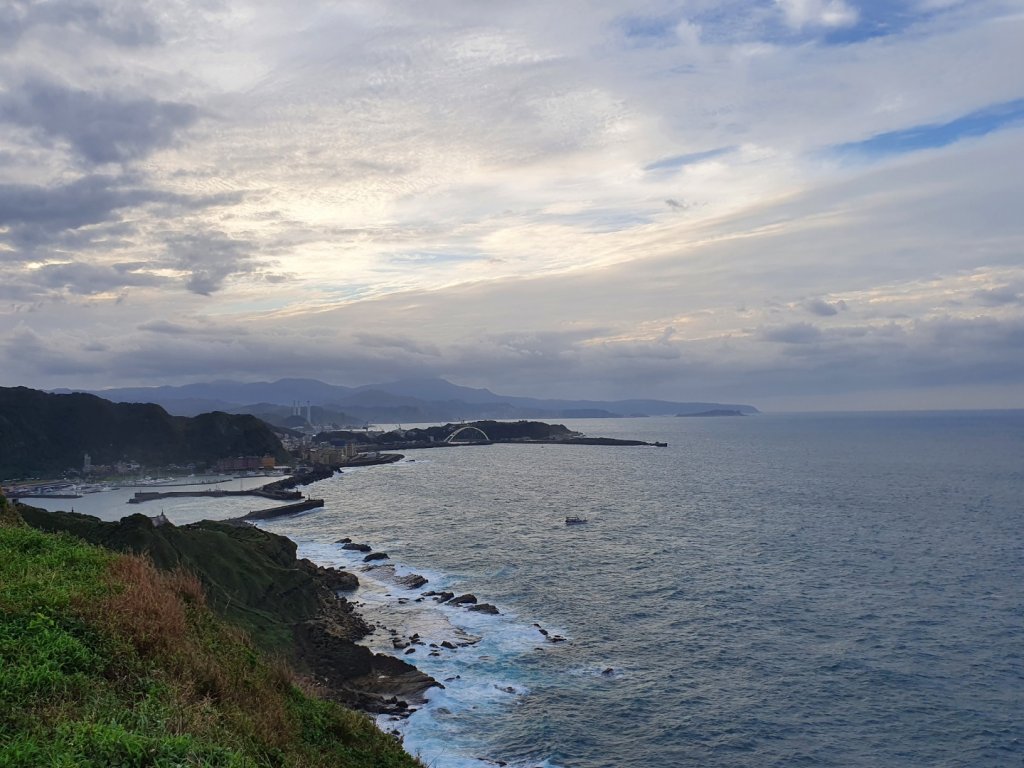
[0,493,422,767]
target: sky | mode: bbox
[1,0,1023,411]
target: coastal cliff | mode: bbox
[1,493,428,767]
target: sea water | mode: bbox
[48,413,1024,767]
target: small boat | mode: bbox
[565,515,588,525]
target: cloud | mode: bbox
[0,0,1022,411]
[973,286,1022,307]
[31,261,166,295]
[162,232,258,295]
[761,322,824,343]
[0,175,243,260]
[137,320,191,335]
[352,333,441,357]
[804,298,847,316]
[0,0,162,47]
[0,77,200,166]
[776,0,859,29]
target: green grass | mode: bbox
[0,504,421,768]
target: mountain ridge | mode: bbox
[57,377,759,423]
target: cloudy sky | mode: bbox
[2,0,1023,410]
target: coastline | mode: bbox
[15,495,550,766]
[276,526,569,768]
[14,502,442,722]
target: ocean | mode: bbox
[38,412,1024,767]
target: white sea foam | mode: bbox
[291,538,565,768]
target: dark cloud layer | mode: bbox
[163,232,257,295]
[0,175,243,258]
[0,77,199,165]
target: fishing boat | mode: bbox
[565,515,588,525]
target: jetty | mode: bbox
[128,488,301,504]
[233,498,325,522]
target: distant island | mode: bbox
[677,409,746,417]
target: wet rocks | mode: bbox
[364,552,390,562]
[448,593,477,606]
[468,603,499,614]
[342,542,372,552]
[397,573,428,589]
[300,559,359,591]
[423,590,455,602]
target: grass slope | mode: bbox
[0,498,421,768]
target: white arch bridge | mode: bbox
[444,426,491,444]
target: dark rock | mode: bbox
[448,593,477,606]
[548,635,567,643]
[404,647,416,654]
[302,561,358,592]
[468,603,499,614]
[602,667,614,676]
[342,542,372,552]
[397,573,429,589]
[335,537,352,544]
[432,591,455,603]
[440,640,457,649]
[364,552,390,562]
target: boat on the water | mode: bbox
[565,515,588,525]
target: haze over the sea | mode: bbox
[2,1,1022,411]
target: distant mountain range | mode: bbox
[53,377,759,426]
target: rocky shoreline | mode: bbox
[14,503,441,719]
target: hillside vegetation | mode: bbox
[0,495,421,767]
[0,386,287,479]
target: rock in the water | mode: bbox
[364,552,390,562]
[448,593,477,606]
[440,640,457,649]
[602,667,614,676]
[342,542,372,552]
[335,537,352,544]
[397,573,428,589]
[468,603,499,614]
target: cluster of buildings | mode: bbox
[213,456,278,473]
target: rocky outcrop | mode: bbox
[15,504,438,715]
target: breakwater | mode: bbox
[233,497,325,521]
[128,487,301,504]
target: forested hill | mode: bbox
[0,386,286,479]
